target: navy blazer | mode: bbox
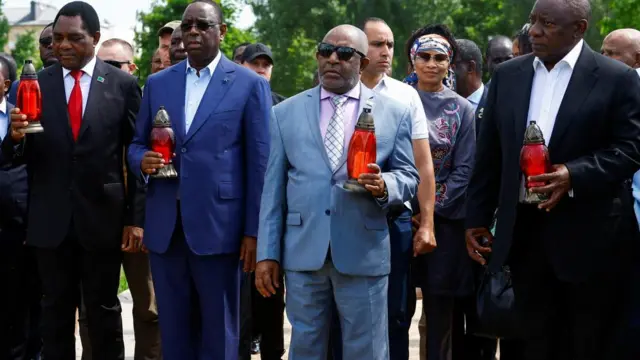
[128,55,272,255]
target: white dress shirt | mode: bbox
[466,83,485,112]
[0,97,7,141]
[62,56,97,116]
[184,51,221,133]
[519,39,583,201]
[373,74,429,139]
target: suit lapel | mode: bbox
[46,64,74,144]
[305,86,332,170]
[332,84,374,175]
[184,55,235,144]
[77,59,108,142]
[549,45,598,149]
[512,56,535,149]
[169,61,188,144]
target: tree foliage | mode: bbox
[12,30,42,74]
[0,0,10,52]
[250,0,640,97]
[134,0,255,83]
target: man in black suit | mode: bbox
[0,56,42,360]
[1,2,143,360]
[465,0,640,359]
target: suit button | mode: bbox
[325,209,331,215]
[181,148,187,153]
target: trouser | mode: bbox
[149,214,241,360]
[328,207,414,360]
[37,229,124,360]
[286,260,389,360]
[239,271,285,360]
[0,238,42,360]
[80,252,161,360]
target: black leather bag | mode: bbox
[468,264,523,339]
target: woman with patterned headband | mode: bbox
[405,24,477,360]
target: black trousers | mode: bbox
[239,271,285,360]
[36,228,124,360]
[510,205,632,360]
[0,237,42,360]
[453,296,524,360]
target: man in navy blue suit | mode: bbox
[128,1,272,359]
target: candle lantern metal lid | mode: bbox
[523,121,545,145]
[20,60,37,80]
[153,106,172,129]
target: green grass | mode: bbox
[119,267,129,294]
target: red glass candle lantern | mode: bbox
[520,121,550,204]
[344,107,377,193]
[17,59,43,134]
[150,106,178,179]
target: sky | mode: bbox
[6,0,256,47]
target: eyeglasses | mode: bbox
[104,60,131,68]
[415,53,449,64]
[317,42,366,62]
[180,20,219,32]
[39,37,52,47]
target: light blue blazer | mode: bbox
[257,84,419,277]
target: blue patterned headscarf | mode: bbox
[404,35,456,90]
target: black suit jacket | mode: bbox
[1,59,144,250]
[466,44,640,281]
[474,82,490,138]
[0,102,28,243]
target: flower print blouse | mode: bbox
[416,87,476,220]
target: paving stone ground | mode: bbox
[74,290,462,360]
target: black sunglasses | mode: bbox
[317,42,366,61]
[39,37,52,47]
[104,60,131,68]
[180,20,219,32]
[416,53,449,64]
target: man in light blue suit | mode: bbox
[255,25,419,360]
[127,1,271,359]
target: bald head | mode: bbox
[486,35,513,75]
[317,24,370,95]
[602,29,640,68]
[323,25,368,55]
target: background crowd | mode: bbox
[0,0,639,360]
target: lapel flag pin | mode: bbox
[97,76,105,83]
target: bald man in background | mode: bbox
[601,28,640,359]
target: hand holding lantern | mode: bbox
[149,106,178,179]
[520,121,550,204]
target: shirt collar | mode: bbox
[186,50,222,76]
[320,82,361,100]
[0,97,6,115]
[62,55,97,78]
[636,68,640,77]
[373,74,389,91]
[467,83,485,104]
[533,39,583,72]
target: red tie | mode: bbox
[68,70,83,141]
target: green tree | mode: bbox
[134,0,255,83]
[0,0,10,51]
[12,30,42,74]
[598,0,640,37]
